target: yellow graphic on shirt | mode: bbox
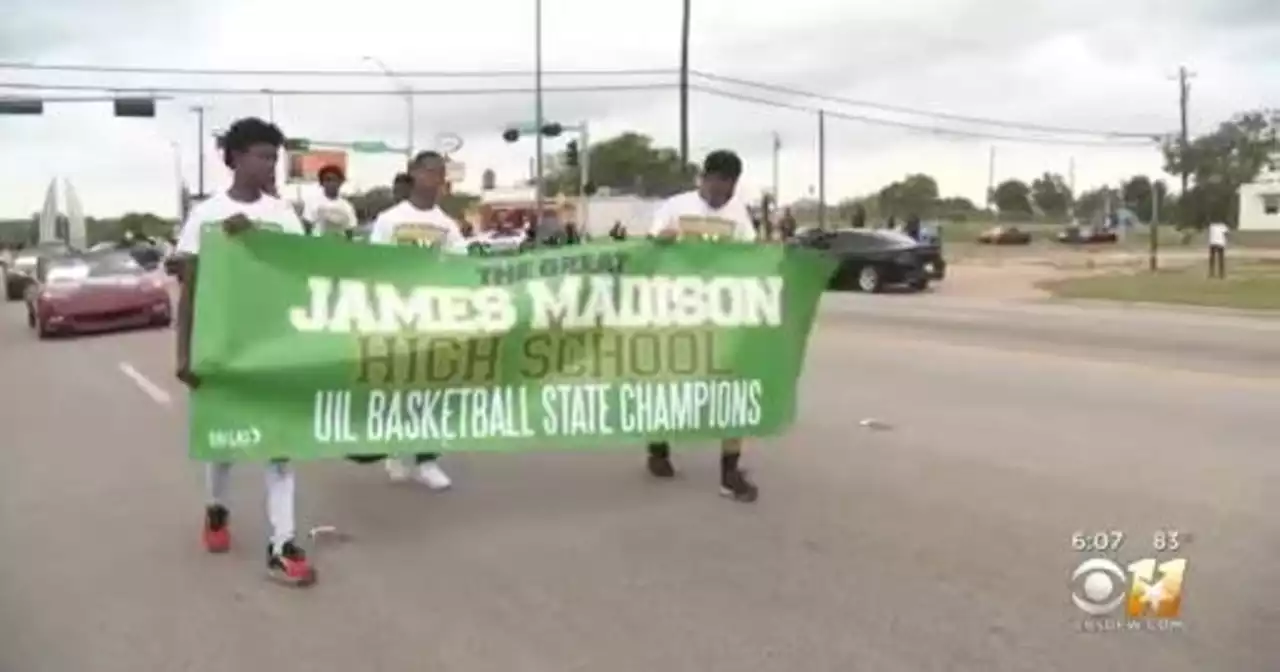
[674,215,736,241]
[392,223,449,248]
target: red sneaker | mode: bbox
[202,505,231,553]
[267,540,317,587]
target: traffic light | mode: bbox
[112,97,155,118]
[565,140,579,168]
[502,128,520,143]
[0,97,43,115]
[583,181,598,196]
[540,123,563,137]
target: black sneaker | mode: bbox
[720,469,759,503]
[267,540,317,587]
[646,442,676,479]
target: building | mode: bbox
[1238,161,1280,231]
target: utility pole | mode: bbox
[986,146,996,213]
[191,105,207,197]
[771,131,781,210]
[1155,65,1194,271]
[1068,156,1076,222]
[533,0,545,226]
[1178,66,1193,203]
[817,111,827,229]
[679,0,691,171]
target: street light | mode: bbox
[363,55,415,164]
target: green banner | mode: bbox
[188,231,834,461]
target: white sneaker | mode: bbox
[414,461,452,491]
[384,457,412,483]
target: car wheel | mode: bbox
[856,266,883,293]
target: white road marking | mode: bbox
[117,361,172,407]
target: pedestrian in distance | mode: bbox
[173,116,317,587]
[1207,220,1229,279]
[302,165,358,239]
[646,149,760,503]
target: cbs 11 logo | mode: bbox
[1071,557,1188,619]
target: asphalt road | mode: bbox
[1,291,1277,672]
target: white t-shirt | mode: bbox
[302,194,358,236]
[368,200,469,255]
[471,230,526,255]
[176,191,306,255]
[1208,222,1228,247]
[649,189,758,242]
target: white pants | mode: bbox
[205,461,296,550]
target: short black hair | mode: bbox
[219,117,285,168]
[317,164,344,182]
[410,150,445,168]
[702,150,742,181]
[393,172,412,186]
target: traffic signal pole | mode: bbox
[192,105,207,197]
[533,0,545,228]
[578,121,590,232]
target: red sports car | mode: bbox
[26,250,171,338]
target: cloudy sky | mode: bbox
[0,0,1277,218]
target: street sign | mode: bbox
[350,140,393,153]
[435,132,464,155]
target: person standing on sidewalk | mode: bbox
[1207,220,1229,278]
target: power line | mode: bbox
[0,59,1166,139]
[0,81,677,97]
[693,85,1158,147]
[0,76,1162,147]
[0,61,674,79]
[692,70,1159,139]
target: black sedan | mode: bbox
[5,242,73,301]
[790,228,942,292]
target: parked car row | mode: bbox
[975,224,1121,246]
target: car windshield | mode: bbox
[45,262,90,283]
[85,253,144,277]
[863,231,918,249]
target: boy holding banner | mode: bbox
[363,150,470,489]
[175,117,317,587]
[646,150,760,503]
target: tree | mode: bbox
[1075,186,1117,221]
[1118,175,1169,223]
[545,132,697,198]
[1163,108,1280,227]
[1030,172,1073,218]
[992,179,1033,215]
[936,196,980,220]
[877,173,940,217]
